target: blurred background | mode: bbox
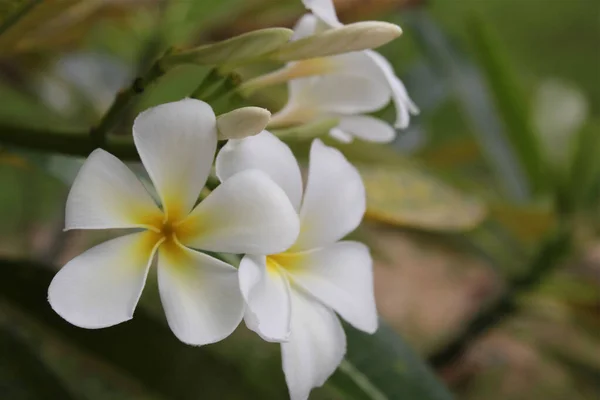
[0,0,599,399]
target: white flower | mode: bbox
[270,74,401,143]
[216,131,378,400]
[48,98,300,346]
[255,0,418,143]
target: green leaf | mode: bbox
[0,259,269,400]
[330,323,454,400]
[0,80,71,129]
[359,162,486,232]
[286,137,486,232]
[1,305,165,400]
[467,14,546,196]
[0,326,75,400]
[566,121,600,211]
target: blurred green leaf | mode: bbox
[0,259,269,400]
[359,163,486,232]
[0,325,75,400]
[286,137,486,232]
[537,272,600,304]
[0,80,71,129]
[330,323,454,400]
[566,121,600,211]
[488,202,556,245]
[408,11,530,201]
[0,304,165,400]
[467,14,546,196]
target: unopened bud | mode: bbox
[217,107,272,140]
[270,21,402,62]
[162,28,293,68]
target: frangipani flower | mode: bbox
[253,0,418,143]
[269,74,400,143]
[48,99,300,346]
[216,131,378,400]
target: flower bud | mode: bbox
[269,21,402,62]
[162,28,293,68]
[217,107,271,140]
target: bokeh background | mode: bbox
[0,0,599,399]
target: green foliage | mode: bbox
[0,327,75,400]
[331,323,454,400]
[1,259,453,400]
[467,14,546,197]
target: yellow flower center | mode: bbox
[266,252,302,274]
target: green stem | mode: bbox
[89,59,168,145]
[0,124,139,160]
[191,68,221,99]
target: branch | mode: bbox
[428,228,572,369]
[0,124,139,160]
[89,60,167,145]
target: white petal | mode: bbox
[216,131,303,211]
[133,98,217,220]
[268,78,320,128]
[157,240,244,345]
[300,74,390,115]
[293,140,365,251]
[337,115,396,143]
[291,14,318,41]
[48,231,161,329]
[302,0,343,28]
[329,51,390,89]
[364,51,419,128]
[282,287,346,400]
[65,149,162,231]
[239,255,291,342]
[284,242,378,333]
[178,170,300,255]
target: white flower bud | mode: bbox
[217,107,272,140]
[270,21,402,62]
[162,28,293,67]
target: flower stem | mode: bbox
[191,68,222,99]
[89,57,169,145]
[0,124,139,160]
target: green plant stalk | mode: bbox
[190,68,222,99]
[0,124,139,160]
[89,59,168,145]
[428,227,572,368]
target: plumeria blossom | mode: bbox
[48,99,300,346]
[254,0,418,143]
[216,131,378,400]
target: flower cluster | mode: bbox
[247,0,419,143]
[49,1,416,399]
